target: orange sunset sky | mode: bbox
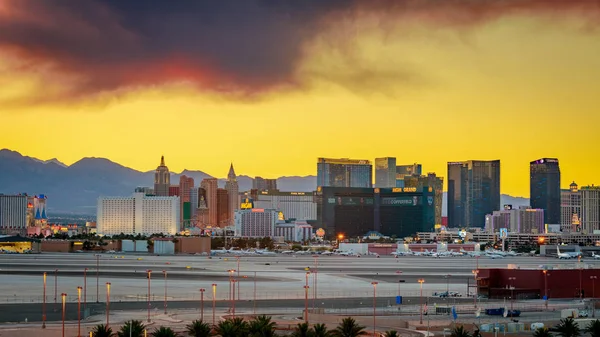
[1,0,599,197]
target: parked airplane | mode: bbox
[255,249,277,256]
[592,253,600,260]
[557,246,575,259]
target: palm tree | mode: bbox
[330,317,367,337]
[248,315,277,337]
[451,325,472,337]
[384,331,399,337]
[186,320,213,337]
[554,318,581,337]
[312,323,330,337]
[118,320,146,337]
[92,324,115,337]
[215,319,247,337]
[534,327,553,337]
[151,326,179,337]
[292,322,312,337]
[585,320,600,337]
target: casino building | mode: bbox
[316,186,435,239]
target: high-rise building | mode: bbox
[217,188,229,226]
[485,206,544,234]
[530,158,561,224]
[225,164,239,226]
[168,186,180,197]
[97,193,180,236]
[201,178,218,227]
[403,173,444,226]
[154,156,170,197]
[561,182,582,233]
[179,175,195,227]
[395,163,422,188]
[253,177,278,191]
[253,190,317,221]
[317,158,372,188]
[0,194,28,235]
[447,160,501,228]
[375,157,397,188]
[234,208,278,237]
[581,185,600,234]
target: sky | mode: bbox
[1,0,599,197]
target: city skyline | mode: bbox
[2,1,600,198]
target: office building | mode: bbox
[485,206,544,234]
[179,175,195,227]
[253,190,317,221]
[189,188,199,218]
[201,178,219,227]
[317,158,372,188]
[97,193,180,236]
[530,158,561,225]
[316,186,435,238]
[395,163,422,188]
[234,208,278,237]
[253,177,278,191]
[275,221,313,242]
[225,164,239,226]
[0,194,28,235]
[447,160,501,228]
[168,186,180,197]
[154,156,170,197]
[403,173,444,226]
[375,157,397,188]
[581,185,600,234]
[561,182,582,233]
[217,188,229,226]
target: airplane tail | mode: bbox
[557,246,561,254]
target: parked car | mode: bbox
[579,310,589,318]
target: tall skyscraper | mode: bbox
[0,194,28,235]
[375,157,397,188]
[581,185,600,234]
[403,173,444,226]
[200,178,218,227]
[217,188,229,226]
[317,158,372,188]
[179,175,195,227]
[154,156,170,196]
[530,158,561,224]
[447,160,501,228]
[253,177,278,191]
[395,163,422,187]
[561,182,582,232]
[224,164,239,227]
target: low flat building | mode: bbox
[274,220,313,242]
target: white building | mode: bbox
[253,191,317,221]
[485,206,544,234]
[274,220,313,242]
[581,185,600,234]
[0,194,28,235]
[234,208,278,238]
[561,182,582,233]
[97,193,179,236]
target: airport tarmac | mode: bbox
[0,252,595,304]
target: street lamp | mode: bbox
[591,276,597,298]
[146,270,152,322]
[42,272,47,329]
[371,281,378,336]
[77,286,82,337]
[162,270,168,315]
[199,288,205,321]
[61,293,67,337]
[508,277,516,312]
[418,279,425,324]
[232,279,237,318]
[472,270,479,308]
[212,284,217,326]
[304,271,310,323]
[543,270,550,309]
[228,269,235,315]
[106,282,111,327]
[236,256,241,301]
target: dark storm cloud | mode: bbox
[0,0,598,101]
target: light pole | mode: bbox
[162,270,167,315]
[61,293,67,337]
[200,288,205,321]
[212,283,217,326]
[508,277,516,312]
[236,256,241,301]
[371,281,378,336]
[305,271,310,323]
[146,270,152,322]
[254,271,257,314]
[42,272,47,329]
[77,286,82,337]
[232,279,237,318]
[543,270,550,309]
[83,268,88,310]
[106,282,111,327]
[228,269,235,315]
[96,254,100,303]
[418,279,425,325]
[591,276,597,298]
[472,270,479,308]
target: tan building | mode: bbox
[200,178,218,227]
[154,156,170,196]
[225,164,239,226]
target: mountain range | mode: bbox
[0,149,529,215]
